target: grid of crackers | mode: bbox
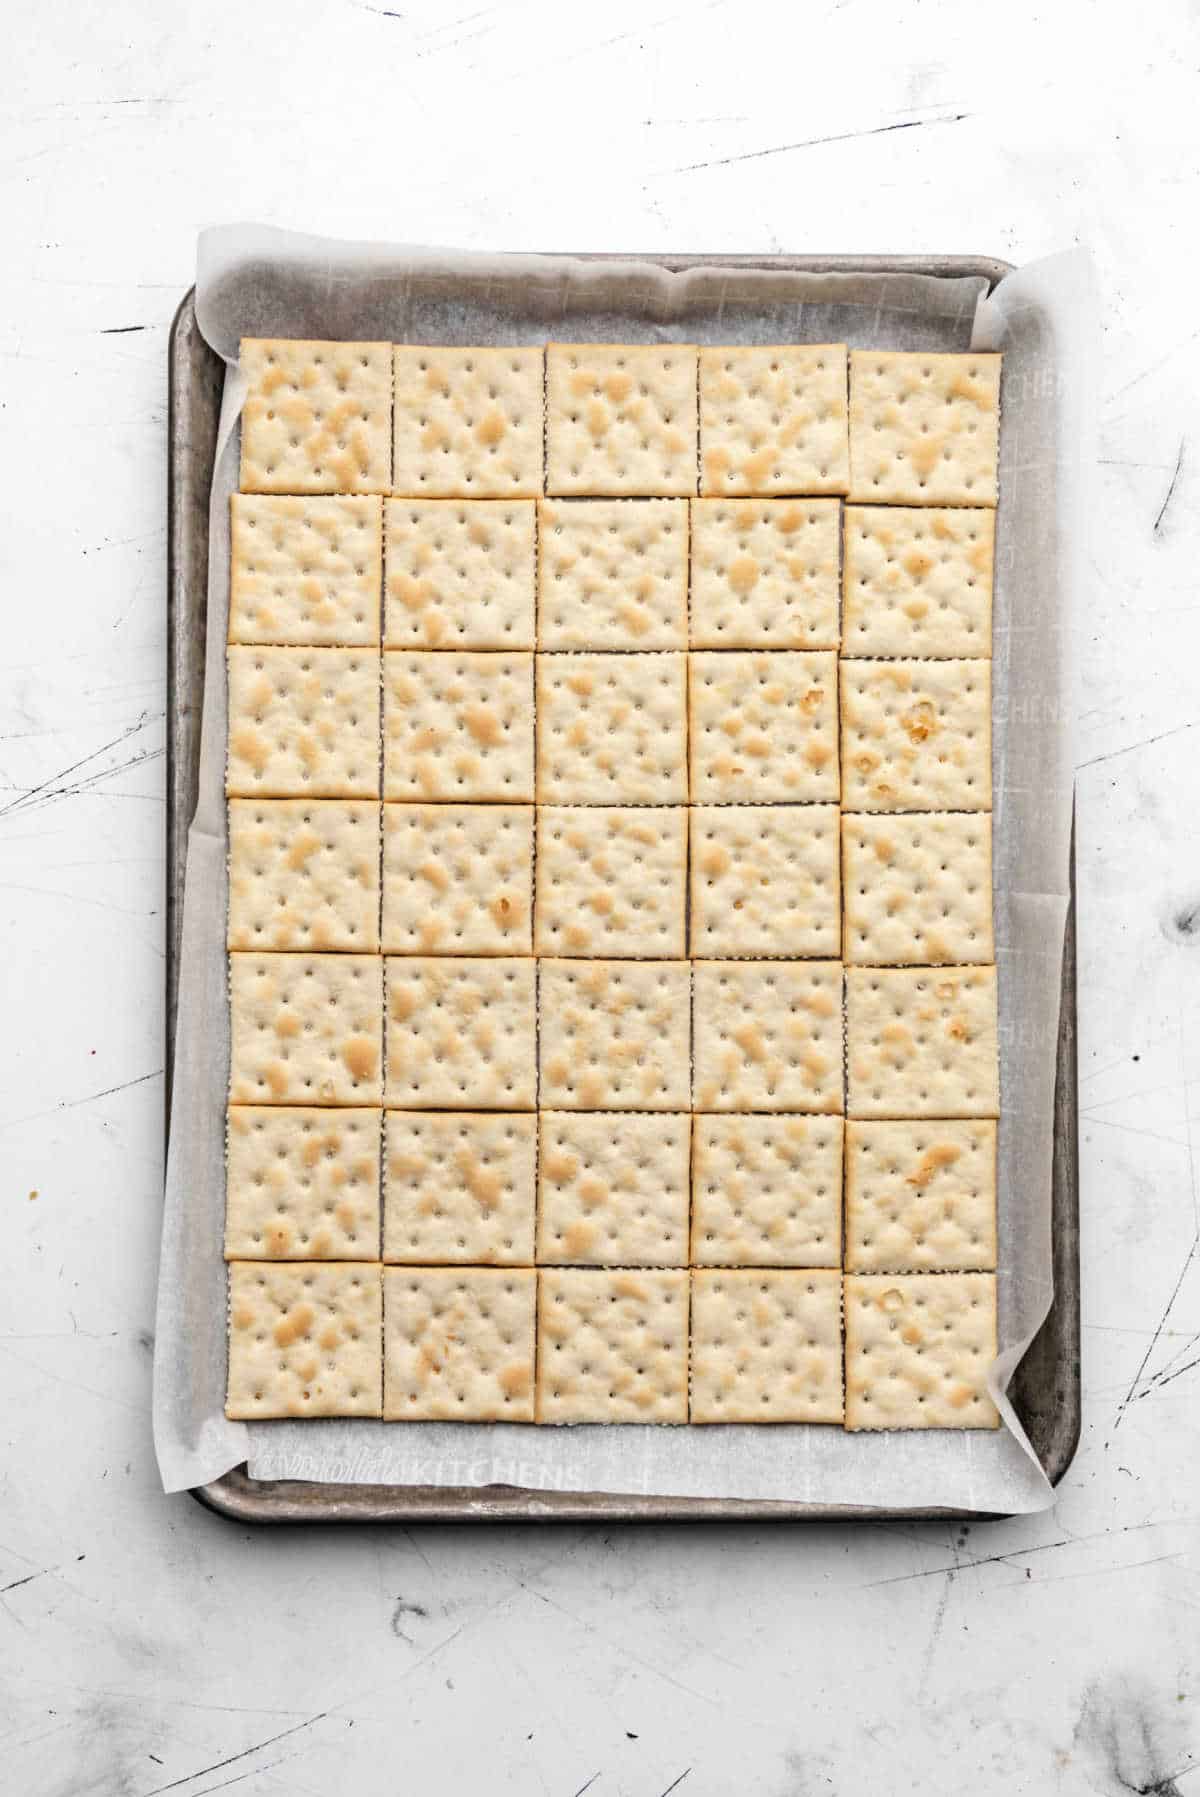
[223,337,1003,1434]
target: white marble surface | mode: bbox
[2,4,1198,1793]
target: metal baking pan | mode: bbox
[166,254,1079,1523]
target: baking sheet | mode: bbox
[154,227,1095,1511]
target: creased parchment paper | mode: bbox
[154,228,1095,1510]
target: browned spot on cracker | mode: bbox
[906,1142,962,1189]
[274,1302,315,1349]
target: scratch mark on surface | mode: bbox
[137,1710,333,1796]
[1108,324,1200,403]
[861,1518,1193,1588]
[572,1774,601,1797]
[1078,718,1200,771]
[0,710,163,820]
[657,1773,691,1797]
[1111,1236,1199,1432]
[661,112,970,175]
[400,1526,435,1575]
[1142,1350,1200,1397]
[1033,1551,1182,1589]
[100,323,148,334]
[518,1583,715,1706]
[1154,440,1186,536]
[2,1066,162,1132]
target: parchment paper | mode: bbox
[154,227,1095,1510]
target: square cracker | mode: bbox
[690,804,840,960]
[839,658,991,812]
[384,956,536,1109]
[691,1114,842,1268]
[842,506,994,659]
[848,350,1002,506]
[536,652,687,805]
[226,646,380,799]
[844,1119,997,1274]
[845,965,999,1119]
[383,651,534,801]
[537,1111,690,1266]
[843,1272,999,1429]
[229,952,383,1106]
[699,345,849,497]
[392,346,543,498]
[690,497,840,649]
[537,499,688,650]
[383,1111,536,1264]
[383,498,535,649]
[692,960,843,1114]
[239,339,392,495]
[224,1105,382,1261]
[841,812,994,966]
[545,343,698,497]
[382,804,533,955]
[227,799,380,953]
[689,651,838,804]
[384,1267,536,1421]
[226,1261,382,1418]
[539,959,691,1112]
[229,495,382,647]
[535,806,686,959]
[690,1269,844,1422]
[536,1268,689,1423]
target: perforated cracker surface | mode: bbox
[538,959,691,1111]
[228,952,383,1106]
[226,647,380,799]
[227,799,380,952]
[691,1114,843,1268]
[392,347,543,497]
[842,506,994,658]
[383,651,533,800]
[840,658,991,812]
[690,804,840,960]
[536,1268,689,1422]
[384,1267,536,1420]
[545,344,698,496]
[536,652,687,805]
[848,351,1001,506]
[535,806,686,958]
[841,812,993,966]
[383,1111,536,1264]
[225,1105,382,1261]
[538,498,688,648]
[382,804,533,955]
[384,498,535,648]
[226,1261,383,1418]
[690,1269,844,1422]
[692,960,843,1114]
[690,497,840,649]
[689,651,839,803]
[843,1272,999,1429]
[229,495,382,646]
[384,956,537,1109]
[699,345,849,497]
[844,1119,997,1274]
[537,1111,690,1266]
[240,339,392,495]
[845,965,999,1119]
